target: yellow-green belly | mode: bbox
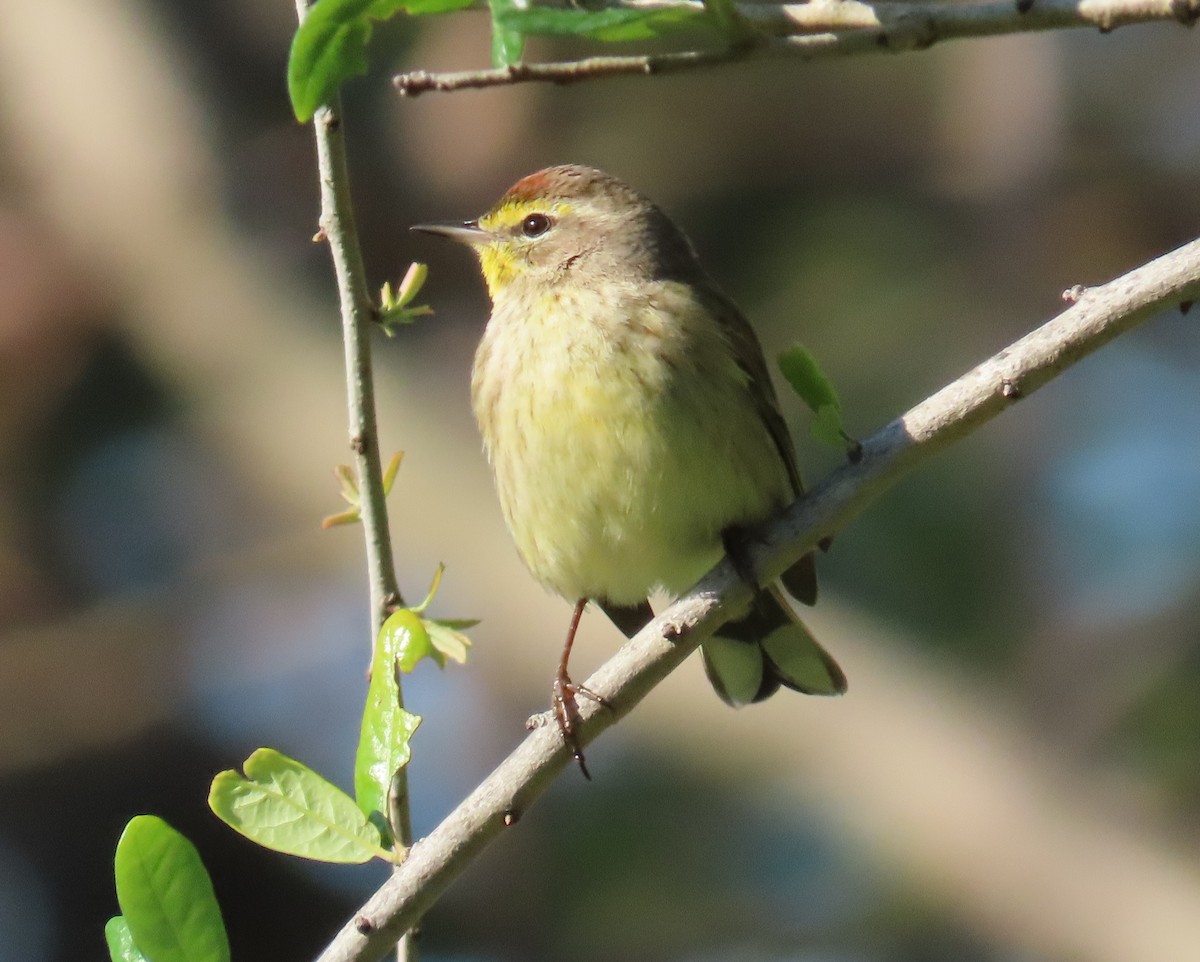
[471,282,792,605]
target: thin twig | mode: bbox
[314,235,1200,962]
[296,0,416,958]
[395,0,1198,95]
[308,119,404,621]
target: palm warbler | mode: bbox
[414,165,845,773]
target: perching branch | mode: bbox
[296,0,416,957]
[313,236,1200,962]
[394,0,1198,95]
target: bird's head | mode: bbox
[412,164,701,299]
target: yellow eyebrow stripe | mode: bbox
[479,200,572,232]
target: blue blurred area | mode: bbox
[57,428,242,595]
[1039,331,1200,623]
[0,838,55,962]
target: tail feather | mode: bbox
[780,551,818,606]
[703,586,845,707]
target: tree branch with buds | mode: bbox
[393,0,1199,96]
[312,234,1200,962]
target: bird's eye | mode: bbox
[521,213,552,238]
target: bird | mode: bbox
[412,164,845,776]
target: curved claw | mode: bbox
[552,672,594,780]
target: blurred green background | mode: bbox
[1,3,1198,960]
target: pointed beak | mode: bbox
[410,220,489,246]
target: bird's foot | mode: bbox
[551,670,609,780]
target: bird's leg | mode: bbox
[721,524,764,590]
[552,598,606,779]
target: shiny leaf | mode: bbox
[105,917,149,962]
[382,608,434,673]
[288,0,471,121]
[355,612,423,842]
[113,817,229,962]
[489,0,525,67]
[209,749,383,863]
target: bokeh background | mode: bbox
[1,2,1199,960]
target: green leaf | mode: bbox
[778,343,839,413]
[810,404,844,450]
[379,607,433,673]
[381,451,404,492]
[209,748,384,863]
[113,817,230,962]
[430,617,481,631]
[379,265,433,333]
[489,0,525,67]
[289,0,377,122]
[778,343,855,452]
[288,0,472,122]
[355,612,423,841]
[700,0,752,39]
[498,5,707,41]
[412,562,446,614]
[334,463,358,501]
[105,917,149,962]
[426,620,474,665]
[401,565,478,667]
